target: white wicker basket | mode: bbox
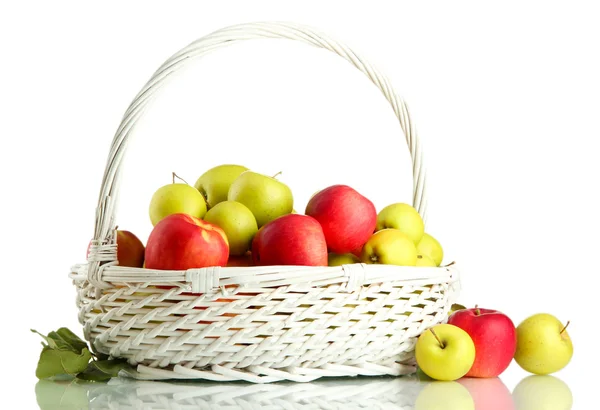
[69,21,461,383]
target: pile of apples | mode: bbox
[102,163,446,271]
[416,307,573,382]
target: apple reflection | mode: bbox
[512,375,573,410]
[458,377,514,410]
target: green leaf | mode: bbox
[76,358,129,382]
[36,346,92,379]
[31,328,88,354]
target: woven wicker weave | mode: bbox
[70,21,461,383]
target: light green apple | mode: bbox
[360,229,417,266]
[328,252,360,266]
[415,381,475,410]
[416,254,436,267]
[376,203,424,244]
[416,233,444,266]
[203,200,258,256]
[228,171,293,227]
[149,183,207,226]
[512,375,573,410]
[514,313,573,375]
[194,164,249,209]
[415,323,476,381]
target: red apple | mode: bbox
[86,230,145,268]
[251,214,327,266]
[458,377,515,410]
[305,184,376,254]
[145,213,229,270]
[448,307,517,378]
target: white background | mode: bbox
[1,1,598,408]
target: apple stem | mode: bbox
[172,172,189,185]
[560,320,571,334]
[271,171,282,179]
[429,328,445,349]
[474,304,481,316]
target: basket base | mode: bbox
[118,361,417,383]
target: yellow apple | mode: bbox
[415,381,475,410]
[203,200,258,256]
[360,229,417,266]
[415,323,476,381]
[376,203,424,244]
[328,252,360,266]
[416,233,444,266]
[194,164,249,209]
[228,171,293,227]
[149,182,207,226]
[512,375,573,410]
[514,313,573,375]
[416,254,436,267]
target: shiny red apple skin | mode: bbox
[305,184,376,254]
[448,307,517,378]
[251,214,327,266]
[145,213,229,270]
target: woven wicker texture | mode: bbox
[72,21,461,383]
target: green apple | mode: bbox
[512,375,573,410]
[416,254,436,267]
[416,233,444,266]
[360,229,417,266]
[194,164,249,209]
[376,203,424,244]
[203,200,258,256]
[415,323,476,381]
[514,313,573,375]
[328,252,360,266]
[149,182,207,226]
[228,171,293,227]
[415,381,475,410]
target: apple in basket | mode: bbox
[376,202,424,245]
[194,164,249,209]
[148,177,207,226]
[145,213,229,270]
[305,184,376,254]
[86,230,145,268]
[252,214,328,266]
[448,307,517,378]
[228,170,294,228]
[204,200,258,256]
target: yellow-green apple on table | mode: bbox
[512,375,572,410]
[416,233,444,266]
[447,307,517,378]
[415,381,475,410]
[228,171,293,227]
[360,229,417,266]
[194,164,249,209]
[416,254,436,267]
[86,230,145,268]
[514,313,573,375]
[415,323,476,381]
[328,252,360,266]
[251,214,327,266]
[305,184,376,254]
[458,377,515,410]
[203,200,258,256]
[376,203,424,244]
[145,213,229,270]
[149,182,207,226]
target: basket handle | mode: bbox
[92,21,428,245]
